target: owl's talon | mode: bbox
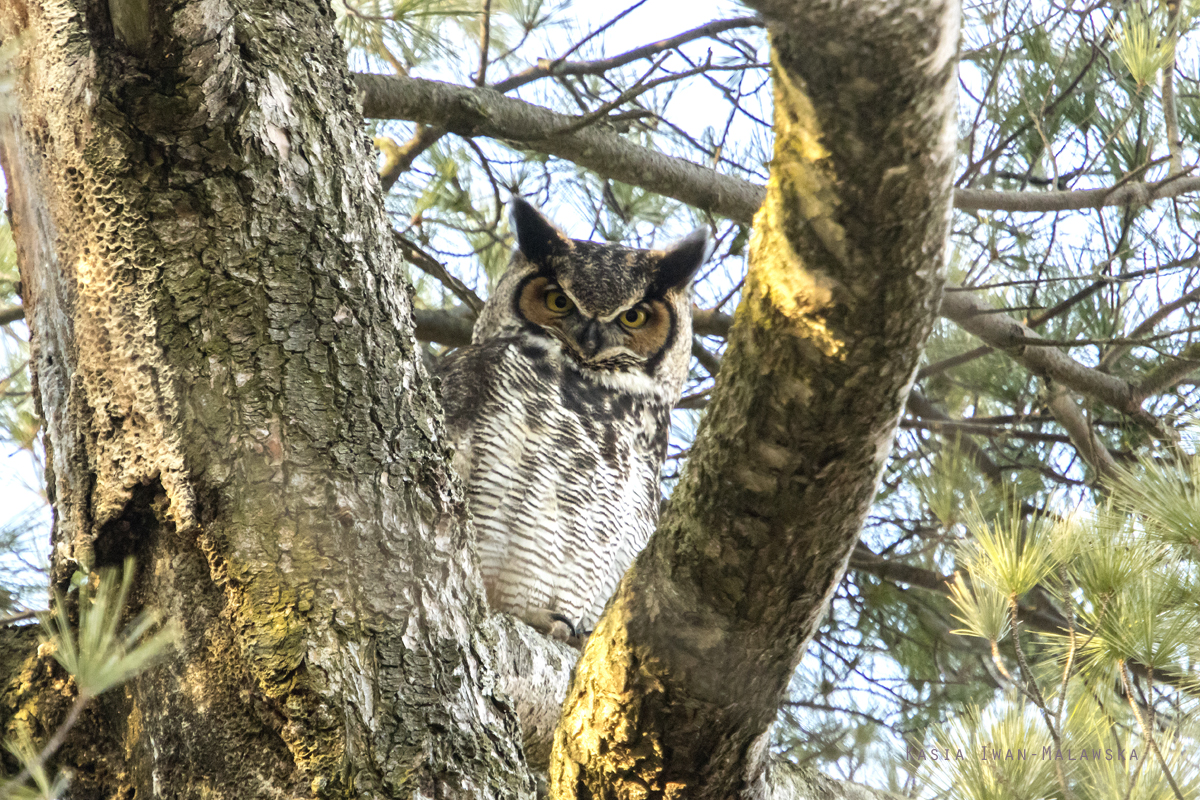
[518,608,578,642]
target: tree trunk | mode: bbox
[549,1,959,797]
[0,0,529,796]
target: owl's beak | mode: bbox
[578,320,604,359]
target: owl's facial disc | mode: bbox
[517,276,676,368]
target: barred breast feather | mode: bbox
[440,332,671,632]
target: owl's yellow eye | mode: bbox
[544,290,574,314]
[619,307,649,329]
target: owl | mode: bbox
[438,198,712,638]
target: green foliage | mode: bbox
[337,0,483,74]
[927,461,1200,800]
[3,728,70,800]
[0,510,49,616]
[39,559,179,700]
[1111,3,1175,90]
[1109,455,1200,552]
[0,214,36,450]
[914,704,1067,800]
[950,571,1012,643]
[962,501,1062,598]
[1,559,177,799]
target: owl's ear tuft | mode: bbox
[512,198,569,266]
[653,227,714,293]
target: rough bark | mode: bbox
[0,0,530,797]
[547,0,959,797]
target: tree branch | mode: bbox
[490,16,765,94]
[487,614,895,800]
[1137,341,1200,398]
[0,305,24,325]
[954,176,1200,212]
[693,307,733,337]
[1098,281,1200,371]
[377,124,446,189]
[413,307,474,345]
[1043,383,1119,478]
[938,292,1161,430]
[394,232,485,313]
[372,16,767,189]
[355,74,1200,221]
[355,73,765,222]
[907,390,1005,484]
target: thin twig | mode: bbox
[0,608,43,625]
[1099,276,1200,371]
[1011,596,1078,800]
[492,15,762,93]
[1161,3,1182,176]
[691,337,721,376]
[544,54,695,138]
[550,0,650,69]
[393,233,485,314]
[476,0,493,87]
[1054,565,1076,727]
[990,639,1014,682]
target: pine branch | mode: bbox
[1136,341,1200,397]
[922,257,1192,380]
[939,292,1167,435]
[373,16,765,187]
[549,0,960,791]
[955,175,1200,212]
[394,232,485,313]
[691,338,721,376]
[378,125,446,189]
[1043,383,1119,478]
[354,72,765,223]
[489,611,895,799]
[413,307,473,346]
[1098,280,1200,371]
[1161,4,1183,177]
[907,390,1005,483]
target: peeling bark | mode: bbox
[548,0,959,797]
[0,1,529,796]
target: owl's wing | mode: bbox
[437,343,499,437]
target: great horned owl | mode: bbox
[439,199,712,636]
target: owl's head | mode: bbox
[474,199,713,393]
